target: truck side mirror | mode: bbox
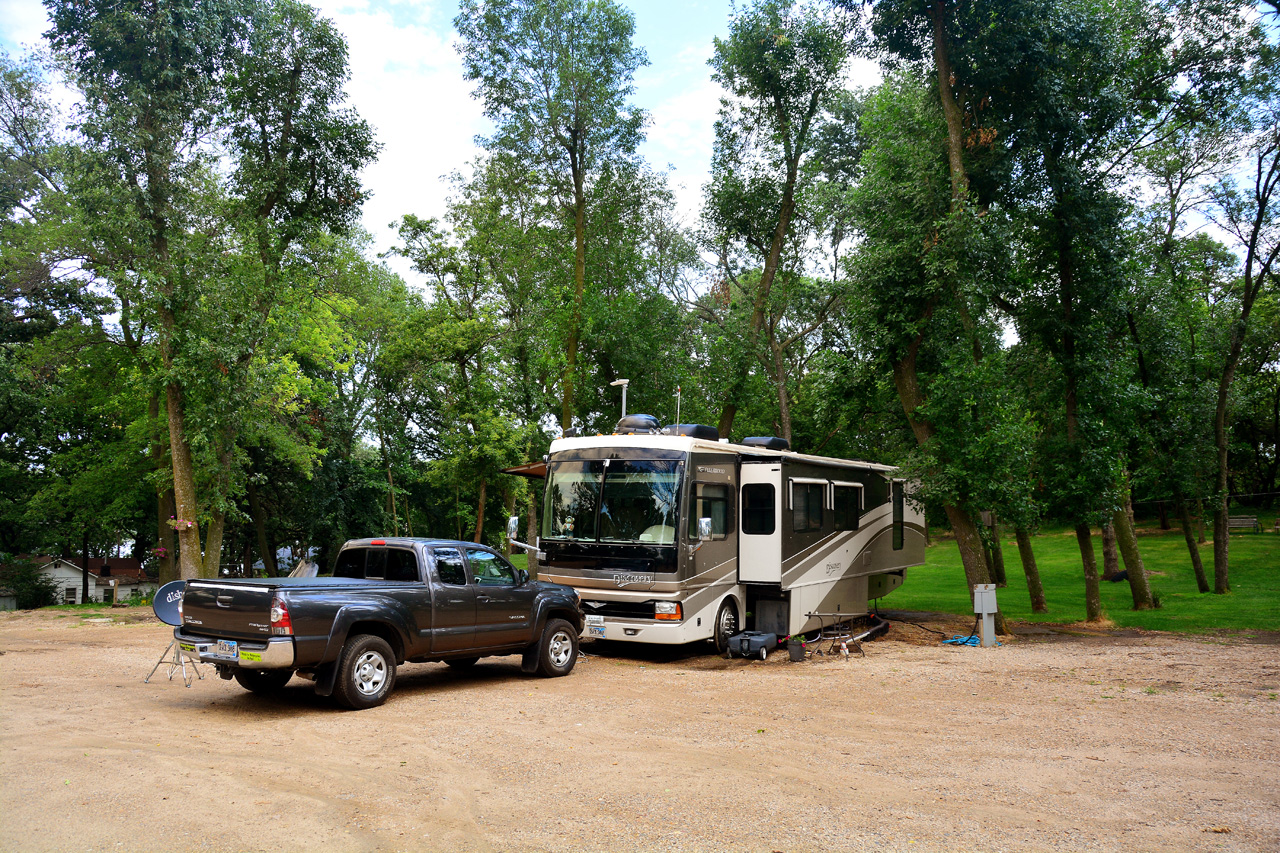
[518,568,530,585]
[698,517,713,540]
[507,516,520,540]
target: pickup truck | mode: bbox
[174,537,584,709]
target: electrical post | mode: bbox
[974,584,998,647]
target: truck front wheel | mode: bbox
[535,619,579,677]
[333,634,396,710]
[233,668,294,694]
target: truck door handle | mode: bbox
[476,595,491,602]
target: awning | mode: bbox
[502,460,547,479]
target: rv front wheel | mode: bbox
[713,599,738,656]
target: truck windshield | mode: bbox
[543,460,682,545]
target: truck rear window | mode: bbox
[332,548,419,581]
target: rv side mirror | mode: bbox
[698,517,713,540]
[507,515,520,540]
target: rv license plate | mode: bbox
[216,639,238,658]
[585,614,605,638]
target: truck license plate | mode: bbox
[216,639,238,658]
[585,614,605,638]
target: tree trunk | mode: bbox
[156,486,177,585]
[474,477,487,543]
[1195,498,1206,544]
[525,489,540,577]
[202,511,225,579]
[1101,523,1120,580]
[1015,527,1047,613]
[1075,524,1103,622]
[147,394,177,584]
[246,481,278,577]
[1177,498,1210,593]
[165,381,203,581]
[1112,506,1154,610]
[1156,501,1170,530]
[987,514,1007,587]
[1211,498,1230,594]
[929,0,969,201]
[562,167,588,430]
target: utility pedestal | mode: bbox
[973,583,998,648]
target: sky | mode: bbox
[0,0,880,281]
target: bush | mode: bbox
[0,558,62,610]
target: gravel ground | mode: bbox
[1,608,1278,853]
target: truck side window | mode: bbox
[385,549,419,582]
[687,483,731,539]
[467,549,516,586]
[433,548,466,586]
[334,549,365,579]
[792,482,824,533]
[742,483,775,535]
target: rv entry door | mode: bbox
[738,464,782,583]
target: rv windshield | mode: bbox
[543,460,683,545]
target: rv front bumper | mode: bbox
[174,629,296,668]
[583,614,702,645]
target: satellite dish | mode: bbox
[152,580,186,627]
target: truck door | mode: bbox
[429,547,476,652]
[466,547,535,647]
[739,463,782,583]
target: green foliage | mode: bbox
[0,557,60,610]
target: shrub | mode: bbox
[0,558,61,610]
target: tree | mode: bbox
[45,0,376,579]
[702,0,858,441]
[455,0,648,430]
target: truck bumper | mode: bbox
[174,629,296,669]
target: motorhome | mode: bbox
[511,416,926,653]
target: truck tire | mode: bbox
[333,634,396,710]
[713,599,739,656]
[233,668,294,694]
[535,618,578,678]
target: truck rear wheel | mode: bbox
[333,634,396,710]
[535,618,578,677]
[233,668,294,694]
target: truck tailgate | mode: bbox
[182,580,278,640]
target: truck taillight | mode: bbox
[270,595,293,636]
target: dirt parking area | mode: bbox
[1,608,1278,853]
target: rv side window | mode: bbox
[833,485,861,530]
[792,482,824,533]
[688,484,731,539]
[892,480,905,550]
[742,483,775,535]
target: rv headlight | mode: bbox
[654,601,682,621]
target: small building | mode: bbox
[30,557,156,605]
[0,586,16,611]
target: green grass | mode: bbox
[889,527,1280,633]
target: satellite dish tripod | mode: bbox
[145,638,205,687]
[144,579,204,687]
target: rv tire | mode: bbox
[713,599,738,656]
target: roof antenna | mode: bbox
[674,385,681,430]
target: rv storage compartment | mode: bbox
[728,631,777,659]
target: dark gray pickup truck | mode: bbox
[174,537,584,709]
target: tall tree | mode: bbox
[455,0,648,430]
[702,0,858,441]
